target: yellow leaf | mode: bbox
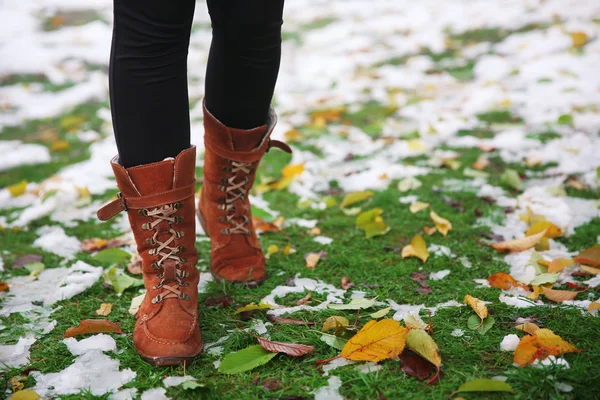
[541,287,579,303]
[269,163,304,190]
[369,307,391,319]
[306,227,321,236]
[404,313,428,330]
[588,302,600,312]
[8,180,28,197]
[476,229,547,252]
[515,322,540,335]
[95,303,113,316]
[430,210,452,237]
[235,301,276,314]
[514,328,578,366]
[464,295,488,320]
[340,191,374,208]
[282,243,296,255]
[10,376,24,391]
[340,319,408,362]
[401,235,429,263]
[527,285,542,300]
[471,156,489,170]
[537,259,551,267]
[305,252,321,269]
[356,208,390,238]
[535,237,550,251]
[59,115,86,131]
[265,244,279,259]
[570,31,588,48]
[322,316,350,332]
[409,201,430,214]
[405,329,442,383]
[408,139,427,151]
[9,390,40,400]
[526,221,562,238]
[547,258,574,273]
[581,265,600,275]
[284,129,302,142]
[50,140,70,151]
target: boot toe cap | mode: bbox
[211,254,266,284]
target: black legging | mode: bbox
[110,0,285,168]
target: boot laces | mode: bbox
[141,203,190,304]
[219,160,255,235]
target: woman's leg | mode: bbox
[205,0,285,129]
[110,0,195,168]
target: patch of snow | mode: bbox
[0,141,51,171]
[314,376,343,400]
[429,270,450,280]
[533,356,570,369]
[323,358,354,376]
[249,319,272,337]
[197,272,214,294]
[356,362,382,374]
[399,195,418,204]
[163,376,196,387]
[500,334,520,351]
[388,299,463,321]
[64,334,117,356]
[287,218,318,228]
[314,236,334,245]
[451,329,464,337]
[460,256,473,268]
[473,279,491,288]
[555,382,573,393]
[110,388,138,400]
[33,226,81,259]
[428,244,454,258]
[0,334,35,367]
[140,388,169,400]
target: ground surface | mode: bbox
[1,0,600,399]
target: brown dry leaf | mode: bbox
[526,221,562,238]
[10,376,25,392]
[548,258,574,273]
[475,229,547,252]
[127,253,143,275]
[341,276,355,290]
[401,235,429,263]
[588,302,600,312]
[399,350,437,383]
[305,252,322,269]
[306,227,321,236]
[64,319,123,338]
[322,316,350,332]
[487,272,524,290]
[514,328,578,366]
[253,217,282,234]
[566,177,587,190]
[541,287,580,303]
[471,156,490,170]
[580,265,600,275]
[243,329,314,357]
[574,247,600,267]
[296,292,312,306]
[0,282,9,292]
[95,303,113,316]
[479,142,495,152]
[80,238,108,253]
[464,295,488,320]
[429,211,452,237]
[515,322,540,335]
[340,319,408,362]
[423,226,437,236]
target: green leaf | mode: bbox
[323,196,338,208]
[467,314,495,335]
[328,297,376,310]
[92,248,130,265]
[500,169,521,191]
[103,267,143,293]
[218,345,278,374]
[340,191,374,208]
[251,205,275,221]
[181,381,207,390]
[530,273,559,286]
[528,252,546,275]
[24,262,45,277]
[456,378,514,393]
[320,333,348,350]
[463,168,490,179]
[356,208,390,238]
[557,114,573,126]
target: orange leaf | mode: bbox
[547,258,574,273]
[514,328,578,366]
[340,319,408,362]
[541,287,579,302]
[526,221,562,238]
[515,322,540,335]
[423,226,437,236]
[253,217,282,234]
[64,319,123,338]
[0,282,9,292]
[475,229,547,253]
[588,302,600,312]
[574,247,600,267]
[488,272,523,290]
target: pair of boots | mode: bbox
[97,105,290,366]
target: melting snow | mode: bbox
[429,270,450,280]
[0,141,51,172]
[500,334,520,351]
[32,226,81,259]
[451,329,464,337]
[140,388,169,400]
[0,335,36,367]
[314,376,343,400]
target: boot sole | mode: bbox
[196,208,266,288]
[140,353,201,367]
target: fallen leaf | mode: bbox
[103,267,143,293]
[262,379,281,391]
[341,276,355,290]
[526,221,562,238]
[467,314,495,335]
[530,273,558,286]
[527,285,543,300]
[515,322,540,335]
[8,390,40,400]
[487,272,524,290]
[401,235,429,263]
[96,303,113,316]
[284,128,302,142]
[398,177,422,192]
[581,265,600,275]
[570,31,588,48]
[329,297,377,310]
[370,307,391,319]
[588,302,600,312]
[219,345,278,374]
[128,293,146,315]
[282,243,296,255]
[296,292,312,306]
[50,140,70,151]
[475,229,547,252]
[547,258,574,273]
[0,282,9,292]
[471,156,490,170]
[305,252,322,269]
[453,379,513,395]
[180,381,207,390]
[93,248,131,264]
[356,208,390,238]
[270,163,305,190]
[253,217,282,234]
[500,169,522,190]
[405,329,441,384]
[541,287,580,303]
[399,350,436,382]
[64,319,123,338]
[126,253,143,275]
[340,191,374,208]
[267,315,316,326]
[24,262,45,279]
[306,227,321,236]
[429,211,452,237]
[10,376,25,391]
[235,301,276,314]
[409,201,430,214]
[464,295,488,322]
[80,238,109,253]
[423,226,437,235]
[404,313,428,331]
[340,319,408,362]
[320,333,348,350]
[243,329,315,357]
[574,247,600,267]
[514,328,578,366]
[322,316,350,332]
[8,180,28,197]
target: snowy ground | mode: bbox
[1,0,600,399]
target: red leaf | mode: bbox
[566,282,590,291]
[64,319,123,338]
[399,350,436,382]
[256,336,315,357]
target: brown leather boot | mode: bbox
[97,146,203,366]
[198,104,291,286]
